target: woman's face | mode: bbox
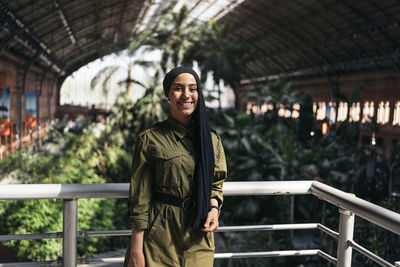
[168,73,199,124]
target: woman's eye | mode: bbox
[174,87,182,91]
[190,88,197,91]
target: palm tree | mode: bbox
[183,20,250,110]
[90,55,156,106]
[91,5,199,107]
[245,80,296,109]
[132,70,169,132]
[90,65,141,106]
[90,30,157,106]
[143,5,203,74]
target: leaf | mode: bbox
[90,66,119,90]
[330,170,348,181]
[222,113,235,127]
[353,165,365,183]
[240,137,252,154]
[366,161,375,179]
[237,158,257,171]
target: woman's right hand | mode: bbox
[128,251,145,267]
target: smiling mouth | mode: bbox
[178,101,194,107]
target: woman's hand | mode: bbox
[128,250,145,267]
[201,198,220,232]
[201,208,219,232]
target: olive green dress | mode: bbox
[124,117,227,267]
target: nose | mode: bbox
[182,87,190,98]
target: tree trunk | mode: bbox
[126,66,133,98]
[231,84,240,111]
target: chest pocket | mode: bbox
[153,148,184,187]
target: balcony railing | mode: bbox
[0,181,399,267]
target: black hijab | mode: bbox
[163,66,215,231]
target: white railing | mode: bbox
[0,181,400,267]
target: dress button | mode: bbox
[183,245,188,251]
[187,174,192,179]
[188,151,193,156]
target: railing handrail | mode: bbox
[0,181,313,200]
[0,183,129,199]
[1,180,399,235]
[310,181,400,236]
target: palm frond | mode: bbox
[101,66,120,95]
[90,66,119,90]
[118,78,146,89]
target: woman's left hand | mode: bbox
[201,208,219,232]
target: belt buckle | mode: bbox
[182,198,195,211]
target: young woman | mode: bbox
[124,66,227,267]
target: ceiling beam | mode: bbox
[48,16,139,56]
[26,0,129,37]
[337,0,400,72]
[0,2,64,75]
[234,2,330,72]
[37,4,139,42]
[53,0,77,45]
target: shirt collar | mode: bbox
[167,116,194,140]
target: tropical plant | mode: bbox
[143,4,202,74]
[0,125,130,261]
[90,59,153,105]
[90,29,157,105]
[183,20,250,110]
[245,80,295,115]
[207,78,399,266]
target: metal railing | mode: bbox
[0,181,400,266]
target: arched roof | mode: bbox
[0,0,147,77]
[221,0,400,80]
[1,0,399,82]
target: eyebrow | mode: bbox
[172,83,197,87]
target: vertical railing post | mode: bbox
[337,207,355,267]
[63,199,78,267]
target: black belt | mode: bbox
[153,192,195,211]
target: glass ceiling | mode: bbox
[138,0,245,32]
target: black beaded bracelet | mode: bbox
[211,205,221,213]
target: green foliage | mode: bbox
[352,197,400,266]
[141,4,203,73]
[183,19,250,109]
[130,82,169,133]
[184,20,248,87]
[0,123,130,260]
[210,106,400,266]
[0,199,63,261]
[209,82,399,266]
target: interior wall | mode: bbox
[0,51,58,159]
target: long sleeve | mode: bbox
[127,134,154,229]
[211,138,227,208]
